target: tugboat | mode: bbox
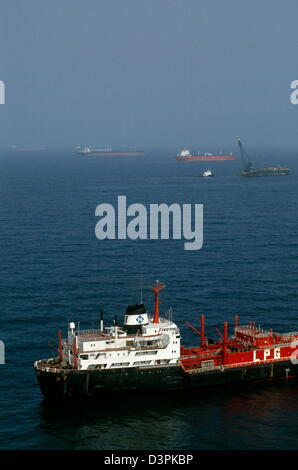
[199,169,214,177]
[34,282,298,398]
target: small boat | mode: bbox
[199,169,214,177]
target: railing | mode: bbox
[275,333,298,343]
[158,317,174,325]
[236,327,298,342]
[78,329,101,334]
[224,356,291,369]
[34,359,65,374]
[181,354,294,373]
[235,326,271,338]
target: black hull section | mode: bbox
[35,360,298,399]
[35,365,184,398]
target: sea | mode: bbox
[0,148,298,450]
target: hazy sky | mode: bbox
[0,0,298,149]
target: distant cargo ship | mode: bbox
[10,146,46,151]
[176,147,235,161]
[237,138,290,177]
[77,146,144,157]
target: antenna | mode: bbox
[140,277,143,304]
[100,310,104,332]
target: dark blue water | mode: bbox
[1,149,298,450]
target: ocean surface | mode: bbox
[0,148,298,450]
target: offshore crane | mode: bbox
[236,137,253,174]
[236,137,289,177]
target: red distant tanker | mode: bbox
[176,147,236,161]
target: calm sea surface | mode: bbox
[0,149,298,450]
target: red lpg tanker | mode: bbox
[176,147,236,161]
[34,282,298,398]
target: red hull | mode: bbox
[176,155,236,161]
[83,152,144,157]
[181,318,298,373]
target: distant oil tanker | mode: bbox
[77,146,144,157]
[176,147,236,161]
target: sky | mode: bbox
[0,0,298,150]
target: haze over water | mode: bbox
[0,0,298,152]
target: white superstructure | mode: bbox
[62,285,181,371]
[201,169,214,177]
[78,147,91,154]
[177,148,192,157]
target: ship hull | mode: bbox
[35,359,298,399]
[239,170,289,177]
[79,152,144,156]
[176,156,235,161]
[35,364,184,398]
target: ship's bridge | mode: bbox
[178,148,191,157]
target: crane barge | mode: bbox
[237,138,290,176]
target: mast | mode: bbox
[140,278,143,304]
[152,281,166,324]
[223,322,228,365]
[201,314,205,348]
[58,330,63,361]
